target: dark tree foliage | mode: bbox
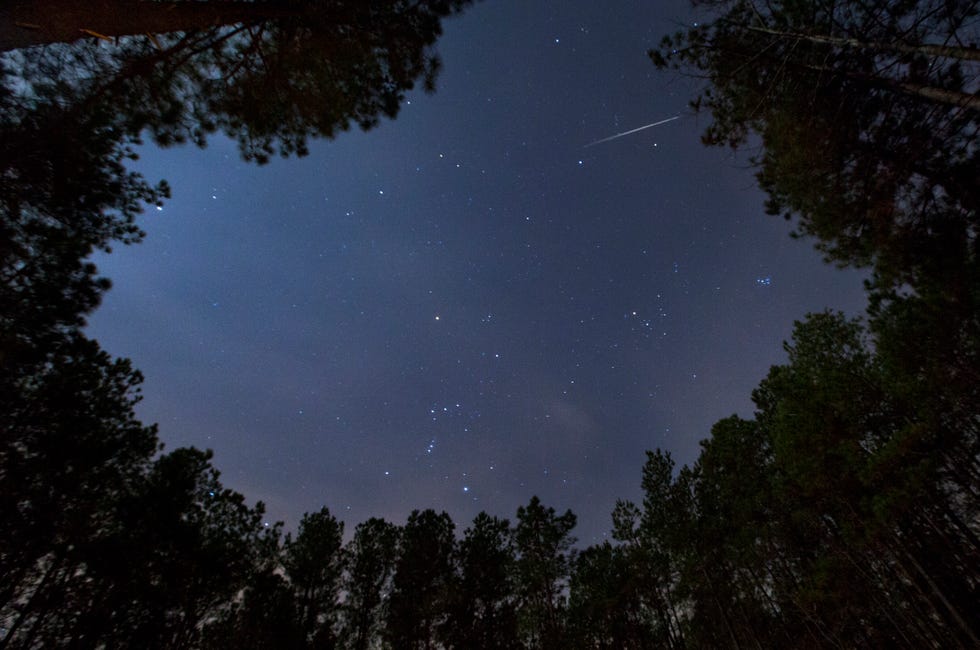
[611,451,689,649]
[2,0,475,158]
[0,4,476,647]
[567,542,654,649]
[643,7,980,644]
[0,334,159,646]
[0,0,475,366]
[5,1,978,647]
[386,509,457,649]
[203,571,307,650]
[514,496,577,649]
[0,342,276,648]
[87,447,278,648]
[652,0,979,289]
[341,517,401,650]
[0,75,168,367]
[446,512,520,649]
[284,508,345,647]
[619,312,980,649]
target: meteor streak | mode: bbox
[584,115,680,147]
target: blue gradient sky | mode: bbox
[87,0,867,542]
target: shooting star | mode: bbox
[584,115,680,148]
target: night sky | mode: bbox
[86,0,867,543]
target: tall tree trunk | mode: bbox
[0,554,68,650]
[0,0,300,52]
[886,534,978,648]
[714,39,980,111]
[700,566,742,650]
[783,56,980,112]
[742,24,980,62]
[896,81,980,112]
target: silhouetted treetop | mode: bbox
[0,0,476,367]
[653,0,979,287]
[2,0,476,161]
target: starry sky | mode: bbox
[86,0,867,543]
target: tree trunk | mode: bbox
[895,81,980,112]
[0,554,67,650]
[742,24,980,62]
[700,566,743,650]
[773,54,980,112]
[711,37,980,112]
[899,542,980,647]
[0,0,300,52]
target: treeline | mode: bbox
[217,290,980,650]
[642,0,980,646]
[2,302,977,648]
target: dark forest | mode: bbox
[1,0,977,647]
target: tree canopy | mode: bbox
[2,0,978,647]
[652,0,979,288]
[0,3,478,647]
[1,0,476,372]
